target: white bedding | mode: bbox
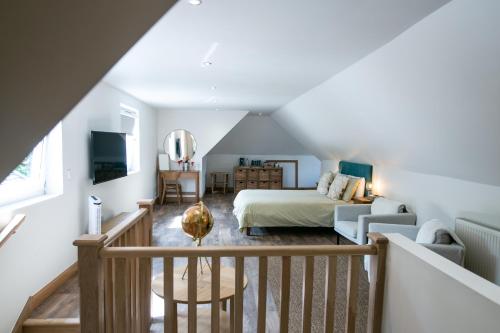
[233,189,347,230]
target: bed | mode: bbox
[232,161,373,233]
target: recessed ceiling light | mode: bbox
[201,61,212,67]
[188,0,202,5]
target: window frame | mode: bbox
[0,123,61,207]
[120,104,141,174]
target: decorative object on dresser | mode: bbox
[234,166,283,193]
[210,172,230,194]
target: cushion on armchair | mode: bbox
[371,197,406,215]
[416,219,461,245]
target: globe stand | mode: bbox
[181,241,212,280]
[180,201,214,280]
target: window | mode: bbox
[0,123,62,207]
[120,104,140,174]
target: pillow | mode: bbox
[317,171,335,195]
[416,219,451,244]
[327,174,350,200]
[371,197,406,215]
[342,176,362,201]
[435,229,453,245]
[354,177,366,198]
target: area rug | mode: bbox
[267,253,369,333]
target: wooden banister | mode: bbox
[324,256,337,333]
[0,214,25,249]
[74,200,154,333]
[211,256,221,333]
[302,256,315,333]
[257,256,268,333]
[76,227,388,333]
[367,232,388,333]
[280,256,291,333]
[100,244,377,258]
[346,255,361,333]
[73,234,107,333]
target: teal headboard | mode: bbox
[338,160,373,196]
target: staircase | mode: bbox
[18,200,154,333]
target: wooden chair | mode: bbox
[161,172,183,205]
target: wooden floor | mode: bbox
[30,193,358,332]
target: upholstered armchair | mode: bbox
[368,222,465,266]
[334,197,417,245]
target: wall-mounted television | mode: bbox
[90,131,127,185]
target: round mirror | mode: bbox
[163,129,197,161]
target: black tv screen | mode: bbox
[91,131,127,185]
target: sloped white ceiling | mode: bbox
[105,0,450,112]
[272,0,500,186]
[0,0,175,182]
[209,114,310,155]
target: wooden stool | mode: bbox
[161,172,183,205]
[210,172,230,194]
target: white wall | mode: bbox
[206,114,320,188]
[273,0,500,187]
[206,154,321,188]
[156,109,248,195]
[382,233,500,332]
[209,114,311,155]
[321,160,500,230]
[0,82,158,333]
[374,166,500,229]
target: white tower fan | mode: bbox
[88,195,102,234]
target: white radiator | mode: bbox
[455,218,500,285]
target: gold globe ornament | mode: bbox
[181,201,214,245]
[180,201,214,279]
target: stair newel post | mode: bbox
[73,234,108,333]
[138,199,154,246]
[367,232,388,333]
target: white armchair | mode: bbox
[368,223,465,266]
[334,199,417,245]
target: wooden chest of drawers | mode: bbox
[233,166,283,194]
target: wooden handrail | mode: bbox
[0,214,26,248]
[100,244,377,258]
[103,208,148,246]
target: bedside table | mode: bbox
[353,196,376,204]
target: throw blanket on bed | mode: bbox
[233,190,346,231]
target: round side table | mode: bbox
[152,265,248,331]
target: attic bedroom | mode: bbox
[1,1,500,332]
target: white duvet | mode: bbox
[233,189,346,230]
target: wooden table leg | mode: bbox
[230,296,234,333]
[222,299,227,311]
